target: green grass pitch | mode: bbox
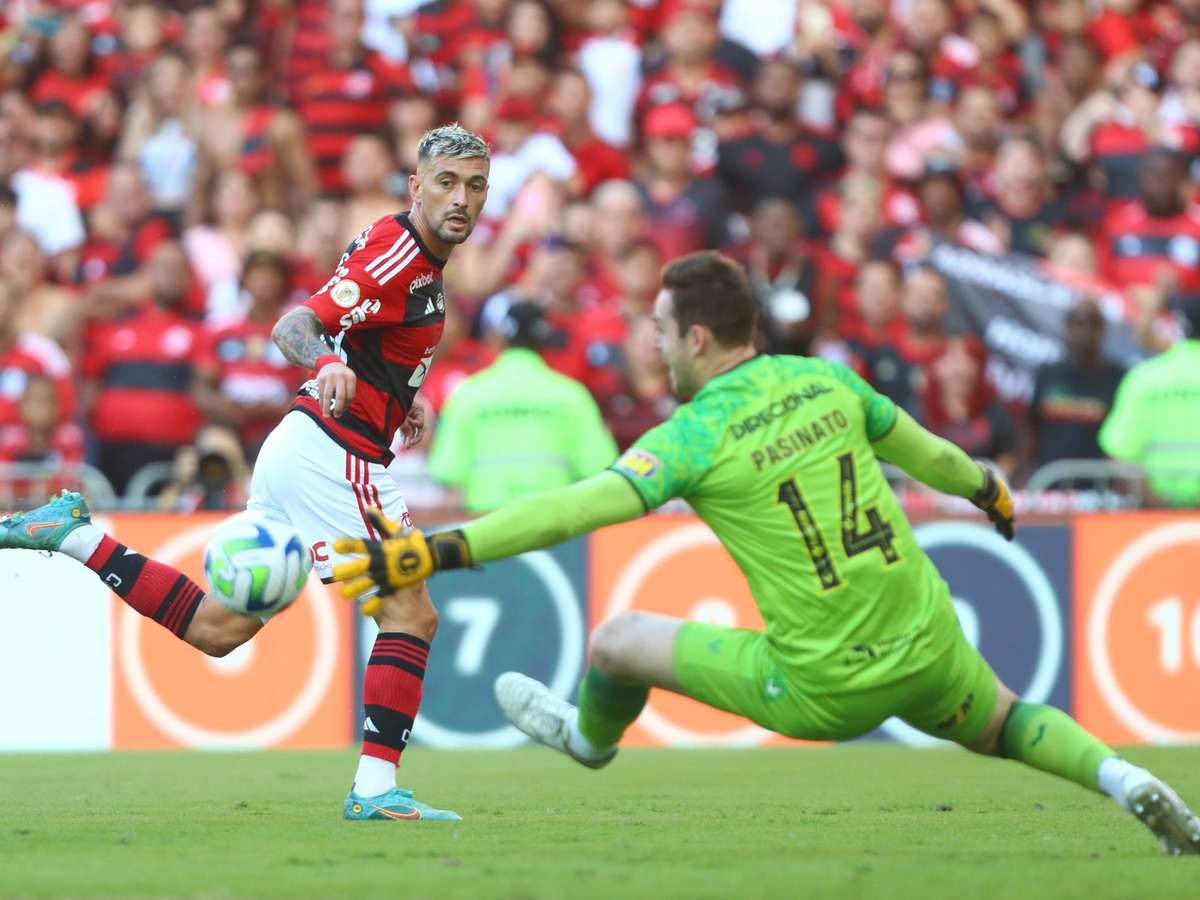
[1,745,1197,899]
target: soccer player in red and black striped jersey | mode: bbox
[0,125,490,822]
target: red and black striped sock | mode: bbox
[85,534,204,639]
[361,632,429,764]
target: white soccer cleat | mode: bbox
[1126,775,1200,856]
[494,671,616,770]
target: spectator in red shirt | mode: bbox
[636,103,733,259]
[959,8,1027,118]
[842,259,919,407]
[601,314,676,451]
[834,0,902,121]
[844,257,908,347]
[950,84,1004,196]
[78,161,173,285]
[0,278,76,429]
[193,251,304,459]
[900,263,952,370]
[586,178,648,300]
[0,373,85,508]
[920,335,1018,476]
[28,100,108,213]
[1061,58,1193,205]
[1099,149,1200,304]
[197,41,317,216]
[636,1,745,126]
[716,57,843,216]
[81,240,206,493]
[295,0,410,194]
[547,67,631,196]
[815,109,919,235]
[875,157,1005,264]
[30,15,110,117]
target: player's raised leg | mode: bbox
[497,612,685,768]
[0,491,260,654]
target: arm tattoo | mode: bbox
[272,306,331,369]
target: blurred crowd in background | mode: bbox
[1,0,1199,512]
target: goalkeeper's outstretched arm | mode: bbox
[461,471,646,564]
[872,408,1015,540]
[871,408,986,497]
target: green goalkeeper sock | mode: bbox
[575,667,649,750]
[999,701,1116,793]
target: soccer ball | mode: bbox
[203,514,312,617]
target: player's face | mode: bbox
[411,156,490,247]
[652,288,695,398]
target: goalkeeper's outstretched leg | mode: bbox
[495,612,681,768]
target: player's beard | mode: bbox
[436,212,475,245]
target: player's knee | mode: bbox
[590,612,648,678]
[190,621,252,658]
[376,585,438,642]
[965,684,1018,756]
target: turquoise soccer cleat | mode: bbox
[0,490,91,553]
[343,787,461,822]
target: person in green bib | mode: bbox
[1099,298,1200,508]
[428,301,617,512]
[336,252,1198,855]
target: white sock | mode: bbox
[353,755,397,798]
[1098,757,1151,811]
[566,711,612,761]
[59,524,104,564]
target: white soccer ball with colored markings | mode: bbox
[203,515,312,618]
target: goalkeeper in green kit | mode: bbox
[334,251,1199,855]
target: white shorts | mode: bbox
[248,411,412,582]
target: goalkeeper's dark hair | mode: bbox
[661,251,758,348]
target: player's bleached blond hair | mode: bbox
[417,123,490,165]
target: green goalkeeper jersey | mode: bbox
[610,354,944,687]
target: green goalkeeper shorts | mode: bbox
[672,596,998,745]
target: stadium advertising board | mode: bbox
[1074,513,1200,744]
[1,512,1196,750]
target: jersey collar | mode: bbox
[396,212,448,269]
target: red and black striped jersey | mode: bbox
[292,212,446,463]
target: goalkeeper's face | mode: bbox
[652,289,699,398]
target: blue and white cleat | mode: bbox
[0,490,91,553]
[343,787,461,822]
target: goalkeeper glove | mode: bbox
[332,508,472,615]
[970,462,1015,541]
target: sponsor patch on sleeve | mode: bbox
[615,448,661,480]
[330,279,362,309]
